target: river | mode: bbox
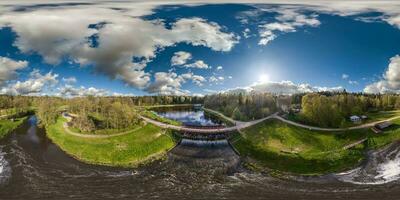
[1,116,400,199]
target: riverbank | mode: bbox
[46,117,177,167]
[231,119,369,175]
[0,116,27,139]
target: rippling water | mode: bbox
[0,116,400,199]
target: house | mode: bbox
[361,115,368,120]
[350,115,361,123]
[371,121,393,133]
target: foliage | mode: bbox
[300,93,400,128]
[204,93,280,121]
[131,95,203,106]
[36,97,62,126]
[67,97,140,132]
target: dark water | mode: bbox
[152,106,226,126]
[1,117,400,199]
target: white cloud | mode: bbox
[184,60,210,69]
[364,55,400,94]
[57,84,109,97]
[243,28,251,38]
[222,80,344,95]
[1,69,58,95]
[0,5,238,90]
[209,75,225,85]
[342,74,349,79]
[0,56,28,86]
[145,72,189,95]
[181,72,206,86]
[348,80,358,85]
[254,7,320,45]
[171,51,192,66]
[62,76,77,84]
[216,66,223,71]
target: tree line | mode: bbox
[204,93,280,121]
[300,93,400,127]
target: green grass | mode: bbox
[231,119,368,175]
[46,117,176,167]
[0,117,27,139]
[141,110,182,126]
[288,110,400,128]
[368,117,400,148]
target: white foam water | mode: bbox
[336,143,400,185]
[0,146,11,184]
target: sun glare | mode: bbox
[258,74,269,83]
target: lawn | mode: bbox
[46,117,177,167]
[0,117,27,139]
[231,119,369,175]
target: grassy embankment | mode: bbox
[231,119,369,175]
[0,117,27,139]
[232,111,400,175]
[140,110,182,126]
[287,110,400,128]
[46,117,177,167]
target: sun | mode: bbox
[258,74,269,83]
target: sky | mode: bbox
[0,0,400,97]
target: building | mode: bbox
[371,121,393,133]
[350,115,361,123]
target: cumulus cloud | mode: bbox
[209,75,225,85]
[145,71,206,95]
[0,56,28,86]
[342,74,349,79]
[171,51,192,66]
[216,66,223,71]
[364,55,400,94]
[1,69,58,95]
[221,80,344,95]
[62,76,77,84]
[0,5,238,90]
[254,7,320,45]
[181,72,206,86]
[184,60,210,69]
[57,84,109,97]
[145,72,188,95]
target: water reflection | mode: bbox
[152,106,226,126]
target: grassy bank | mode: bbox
[0,117,27,139]
[287,110,400,128]
[141,110,182,126]
[231,119,368,175]
[46,117,176,167]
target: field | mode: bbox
[231,119,369,175]
[46,117,177,167]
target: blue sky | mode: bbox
[0,1,400,96]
